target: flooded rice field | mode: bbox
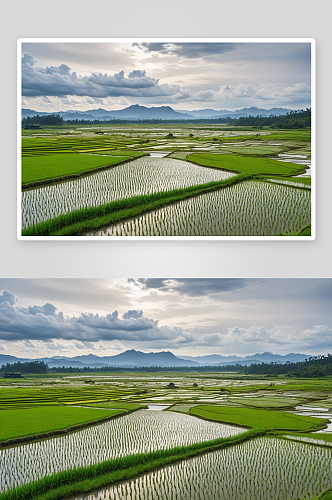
[84,181,311,237]
[74,437,332,500]
[21,157,233,228]
[0,410,242,492]
[267,179,310,189]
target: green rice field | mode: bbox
[20,124,312,237]
[0,372,331,498]
[187,152,306,175]
[0,406,123,442]
[22,154,134,185]
[190,405,327,431]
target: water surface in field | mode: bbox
[0,410,242,492]
[146,405,171,410]
[74,437,332,500]
[149,152,169,157]
[287,407,332,432]
[21,157,233,228]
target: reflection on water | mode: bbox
[149,152,171,157]
[145,405,171,411]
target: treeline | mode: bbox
[243,354,332,377]
[0,360,48,374]
[22,114,64,126]
[50,364,242,373]
[0,361,241,374]
[228,108,311,128]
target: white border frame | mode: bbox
[17,38,316,241]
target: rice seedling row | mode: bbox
[21,157,233,228]
[87,181,311,237]
[74,437,332,500]
[0,410,242,492]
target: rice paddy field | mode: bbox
[20,124,312,237]
[21,157,233,228]
[85,180,311,237]
[74,437,332,500]
[0,411,242,492]
[0,372,331,499]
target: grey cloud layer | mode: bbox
[21,50,310,107]
[22,53,183,99]
[128,278,254,296]
[133,42,239,58]
[1,279,331,355]
[0,290,182,342]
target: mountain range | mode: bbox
[0,350,310,368]
[21,105,294,122]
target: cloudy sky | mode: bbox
[0,278,330,359]
[21,41,311,112]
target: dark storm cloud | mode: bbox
[128,278,253,296]
[133,42,239,58]
[22,54,180,98]
[0,290,182,342]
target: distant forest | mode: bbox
[22,113,64,126]
[0,361,241,375]
[242,354,332,377]
[2,354,332,378]
[22,109,311,129]
[1,360,48,374]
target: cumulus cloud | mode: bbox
[128,278,253,297]
[0,291,183,342]
[198,82,311,106]
[196,324,332,352]
[133,42,239,59]
[21,53,184,99]
[0,290,18,305]
[21,52,311,108]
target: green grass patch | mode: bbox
[187,152,305,175]
[190,405,328,431]
[0,428,266,500]
[21,154,135,185]
[0,406,123,442]
[229,396,303,408]
[21,172,253,236]
[222,145,285,155]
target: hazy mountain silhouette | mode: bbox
[1,351,310,369]
[21,105,294,122]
